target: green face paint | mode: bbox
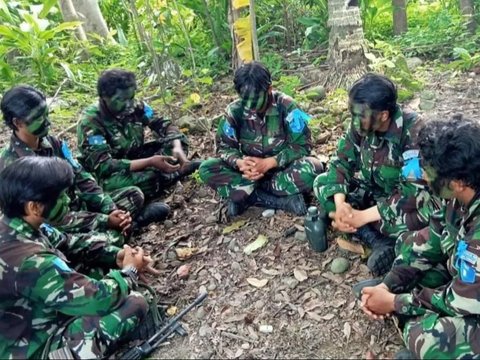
[45,191,70,224]
[241,90,268,112]
[104,87,136,115]
[349,102,382,136]
[25,103,50,137]
[423,165,454,199]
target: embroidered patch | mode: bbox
[40,223,54,236]
[143,102,154,119]
[456,240,478,284]
[286,109,311,133]
[401,157,422,181]
[53,258,72,272]
[88,135,106,146]
[223,121,236,140]
[61,141,80,170]
[460,261,476,284]
[402,149,420,161]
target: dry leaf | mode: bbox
[343,322,352,341]
[246,277,268,288]
[167,306,178,316]
[244,234,268,255]
[175,247,198,260]
[294,268,308,282]
[337,238,366,255]
[222,220,248,235]
[224,314,245,323]
[261,268,281,276]
[298,306,306,319]
[304,300,323,312]
[306,311,323,322]
[321,313,335,321]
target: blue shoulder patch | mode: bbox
[223,121,237,140]
[401,157,422,181]
[53,257,72,272]
[144,102,154,119]
[286,109,311,133]
[61,141,80,170]
[40,223,55,236]
[456,240,478,284]
[88,135,107,146]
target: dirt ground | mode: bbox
[1,67,479,359]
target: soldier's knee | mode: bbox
[199,158,222,183]
[124,292,149,320]
[313,173,328,199]
[304,157,325,174]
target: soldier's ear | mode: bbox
[25,201,45,218]
[380,110,389,122]
[13,118,26,129]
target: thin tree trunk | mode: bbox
[58,0,87,41]
[392,0,407,35]
[228,0,242,70]
[460,0,476,33]
[201,0,224,55]
[73,0,114,42]
[249,0,260,61]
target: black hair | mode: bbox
[97,69,137,98]
[1,85,46,131]
[233,61,272,97]
[0,157,74,218]
[418,114,480,192]
[349,73,398,117]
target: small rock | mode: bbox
[262,209,275,218]
[305,85,326,101]
[420,90,435,101]
[254,300,265,310]
[419,99,435,111]
[469,72,476,78]
[206,215,217,224]
[196,306,206,320]
[185,208,193,215]
[208,281,217,291]
[282,277,299,289]
[330,257,350,274]
[231,261,242,272]
[177,264,191,279]
[167,250,177,261]
[406,57,423,70]
[164,220,174,229]
[294,231,307,242]
[199,325,212,337]
[199,285,207,295]
[197,187,208,198]
[198,350,214,359]
[258,324,273,333]
[467,78,474,83]
[198,269,208,278]
[228,238,238,251]
[241,343,250,350]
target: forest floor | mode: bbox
[1,63,479,359]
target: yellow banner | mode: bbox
[232,0,249,9]
[234,15,253,62]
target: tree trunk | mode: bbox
[460,0,476,33]
[228,1,243,70]
[249,0,260,61]
[324,0,367,89]
[58,0,87,41]
[392,0,407,35]
[71,0,114,41]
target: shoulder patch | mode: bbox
[223,121,237,140]
[143,102,154,119]
[286,109,311,133]
[456,240,478,284]
[401,150,422,181]
[61,141,81,170]
[88,135,107,146]
[40,223,55,236]
[53,257,72,272]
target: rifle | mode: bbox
[122,292,208,360]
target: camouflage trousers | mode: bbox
[48,292,148,359]
[57,186,145,247]
[101,140,188,199]
[314,173,423,238]
[403,311,480,359]
[199,157,324,202]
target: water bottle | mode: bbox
[304,206,328,252]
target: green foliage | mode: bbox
[191,169,204,184]
[449,48,480,71]
[273,75,302,97]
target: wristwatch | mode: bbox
[121,265,139,282]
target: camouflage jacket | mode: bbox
[386,196,480,317]
[0,135,116,229]
[217,91,312,169]
[324,108,429,230]
[77,100,183,180]
[0,217,129,359]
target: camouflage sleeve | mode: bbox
[77,111,131,179]
[73,169,116,214]
[394,217,480,317]
[383,208,447,291]
[141,102,185,140]
[320,122,361,197]
[273,103,311,168]
[19,252,131,316]
[217,114,243,169]
[60,210,110,232]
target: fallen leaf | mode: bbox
[177,264,191,279]
[321,313,335,321]
[298,306,305,319]
[244,234,269,255]
[224,314,245,323]
[343,322,352,341]
[294,268,308,282]
[261,268,281,276]
[273,243,281,258]
[246,277,268,288]
[306,311,323,322]
[304,300,324,312]
[167,306,178,316]
[175,247,198,260]
[222,220,248,235]
[337,238,366,255]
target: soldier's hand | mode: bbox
[138,252,161,283]
[108,209,132,234]
[149,155,180,173]
[343,208,368,229]
[237,159,252,173]
[121,245,145,269]
[361,285,395,318]
[244,156,277,175]
[172,140,188,165]
[330,203,357,233]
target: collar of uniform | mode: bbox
[381,107,403,145]
[462,193,480,226]
[10,134,52,157]
[3,216,39,241]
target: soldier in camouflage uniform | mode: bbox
[199,62,324,218]
[0,156,150,359]
[0,86,170,240]
[76,69,201,200]
[360,117,480,359]
[313,74,431,275]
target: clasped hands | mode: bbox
[236,156,277,181]
[329,202,367,233]
[116,245,161,283]
[360,283,396,321]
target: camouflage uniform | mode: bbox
[313,109,430,238]
[77,101,188,198]
[0,216,147,359]
[381,197,480,359]
[199,91,323,201]
[0,135,144,241]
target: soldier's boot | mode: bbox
[355,226,396,277]
[136,202,170,227]
[393,348,416,359]
[227,198,248,218]
[178,159,203,177]
[352,278,383,300]
[252,189,307,216]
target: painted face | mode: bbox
[104,87,136,115]
[25,103,50,137]
[44,191,70,224]
[241,89,268,112]
[423,165,454,199]
[350,102,382,136]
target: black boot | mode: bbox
[394,348,416,359]
[355,226,396,277]
[178,159,203,177]
[136,202,170,227]
[253,189,307,215]
[227,198,248,218]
